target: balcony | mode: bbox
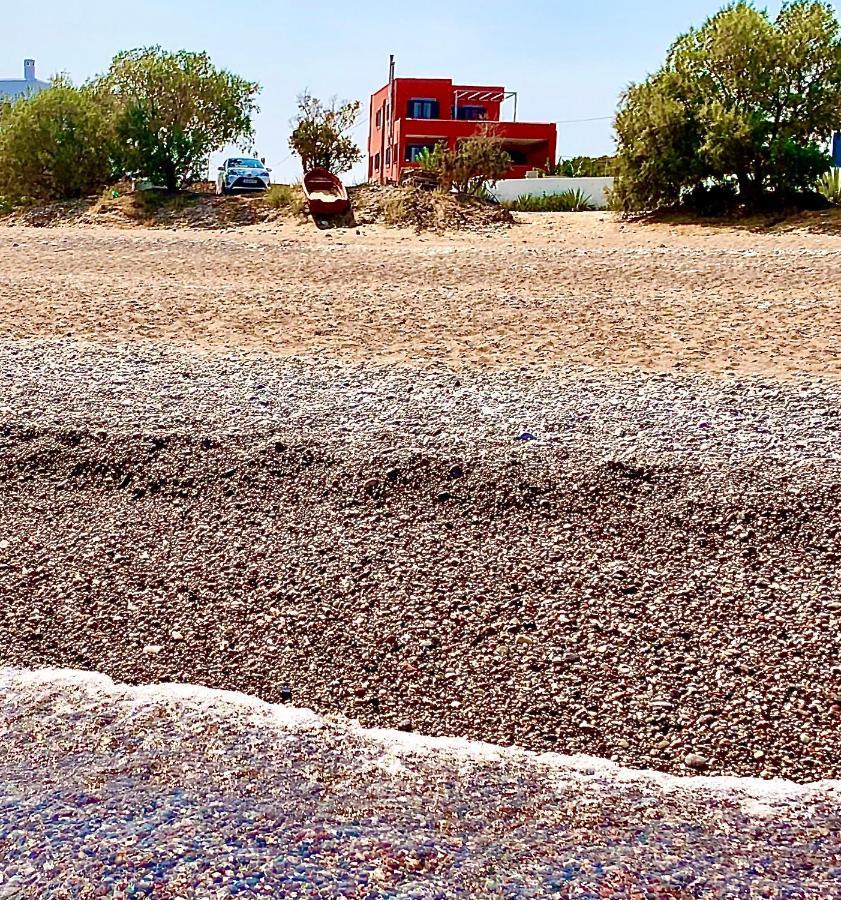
[397,118,555,141]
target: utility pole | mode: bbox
[388,54,396,183]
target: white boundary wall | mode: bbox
[491,177,614,210]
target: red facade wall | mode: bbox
[368,78,557,184]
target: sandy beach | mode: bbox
[1,213,840,376]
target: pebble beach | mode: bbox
[1,214,840,896]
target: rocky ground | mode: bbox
[2,668,839,899]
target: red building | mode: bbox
[368,67,557,184]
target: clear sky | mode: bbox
[2,0,830,183]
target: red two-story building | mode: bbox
[368,72,557,184]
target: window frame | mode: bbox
[405,142,441,163]
[454,105,488,121]
[407,98,440,120]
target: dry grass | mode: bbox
[0,189,274,229]
[121,189,201,220]
[264,183,307,218]
[360,184,512,232]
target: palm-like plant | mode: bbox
[507,189,595,212]
[817,169,841,206]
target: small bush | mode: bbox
[504,189,594,212]
[265,183,306,216]
[817,169,841,206]
[289,94,361,175]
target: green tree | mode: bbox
[420,134,511,194]
[289,94,361,174]
[614,1,841,213]
[97,47,259,192]
[0,78,115,204]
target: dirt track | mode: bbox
[1,214,840,782]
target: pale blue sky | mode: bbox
[3,0,831,182]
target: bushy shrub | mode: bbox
[613,1,841,213]
[289,94,361,175]
[683,182,739,217]
[505,189,594,212]
[420,134,511,195]
[0,79,115,204]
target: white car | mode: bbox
[216,157,271,194]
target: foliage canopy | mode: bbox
[552,156,616,177]
[97,47,259,191]
[613,1,841,213]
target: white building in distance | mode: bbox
[0,59,50,100]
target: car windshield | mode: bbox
[229,158,263,168]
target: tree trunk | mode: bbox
[163,159,178,193]
[736,171,761,210]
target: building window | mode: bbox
[506,148,528,165]
[385,147,391,165]
[454,105,487,121]
[407,99,439,119]
[405,143,439,163]
[375,108,382,128]
[374,153,381,171]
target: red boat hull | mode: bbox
[303,169,350,216]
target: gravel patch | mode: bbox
[1,341,839,782]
